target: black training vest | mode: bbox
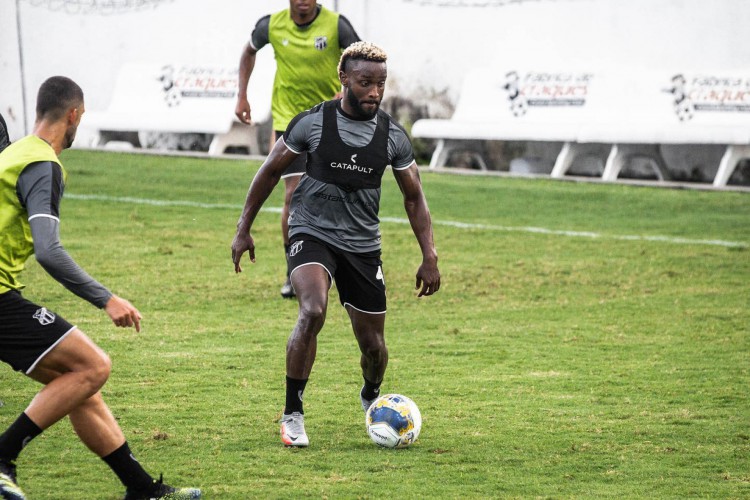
[287,100,391,253]
[305,100,389,192]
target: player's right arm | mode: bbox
[232,109,317,272]
[235,43,258,124]
[338,14,361,48]
[235,15,270,124]
[18,161,142,331]
[233,103,325,273]
[232,138,299,273]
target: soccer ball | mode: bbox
[365,394,421,449]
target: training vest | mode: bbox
[289,100,390,253]
[269,6,341,130]
[0,135,66,294]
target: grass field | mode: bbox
[1,149,748,499]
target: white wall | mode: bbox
[2,0,749,141]
[1,0,25,140]
[348,0,750,100]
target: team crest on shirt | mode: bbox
[33,307,55,326]
[314,36,328,51]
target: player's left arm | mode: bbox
[19,162,142,331]
[19,161,112,308]
[392,162,441,297]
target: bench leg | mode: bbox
[551,142,574,178]
[603,144,669,181]
[649,147,670,181]
[602,145,624,181]
[428,139,489,170]
[209,122,262,156]
[471,153,489,171]
[429,139,448,169]
[552,142,609,178]
[713,145,750,187]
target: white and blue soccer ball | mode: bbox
[365,394,422,449]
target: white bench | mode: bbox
[573,71,750,186]
[79,62,272,155]
[411,68,750,187]
[412,68,594,171]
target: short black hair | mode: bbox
[36,76,84,122]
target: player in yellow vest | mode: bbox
[235,0,360,298]
[0,76,200,500]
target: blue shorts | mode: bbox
[0,290,75,374]
[288,234,386,314]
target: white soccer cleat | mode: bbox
[0,461,26,500]
[280,412,309,447]
[280,278,295,299]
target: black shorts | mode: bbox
[0,290,76,374]
[276,130,306,179]
[288,234,386,314]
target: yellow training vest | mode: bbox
[269,5,342,131]
[0,135,66,294]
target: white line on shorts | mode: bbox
[64,193,748,249]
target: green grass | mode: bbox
[1,149,748,499]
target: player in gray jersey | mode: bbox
[235,0,361,300]
[232,42,441,447]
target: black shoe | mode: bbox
[123,474,201,500]
[0,461,25,500]
[280,277,296,299]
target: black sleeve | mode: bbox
[338,15,361,49]
[283,102,324,145]
[17,162,113,308]
[16,161,63,218]
[250,15,271,50]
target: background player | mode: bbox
[235,0,360,298]
[231,42,441,447]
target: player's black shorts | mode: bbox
[288,234,386,314]
[276,130,306,178]
[0,290,76,374]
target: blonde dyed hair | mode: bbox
[338,41,388,74]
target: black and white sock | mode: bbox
[0,412,42,463]
[102,442,154,492]
[284,376,308,415]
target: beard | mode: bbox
[346,88,380,119]
[62,125,77,150]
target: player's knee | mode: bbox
[84,351,112,391]
[298,303,327,331]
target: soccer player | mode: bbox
[0,76,200,500]
[234,0,360,299]
[231,42,441,447]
